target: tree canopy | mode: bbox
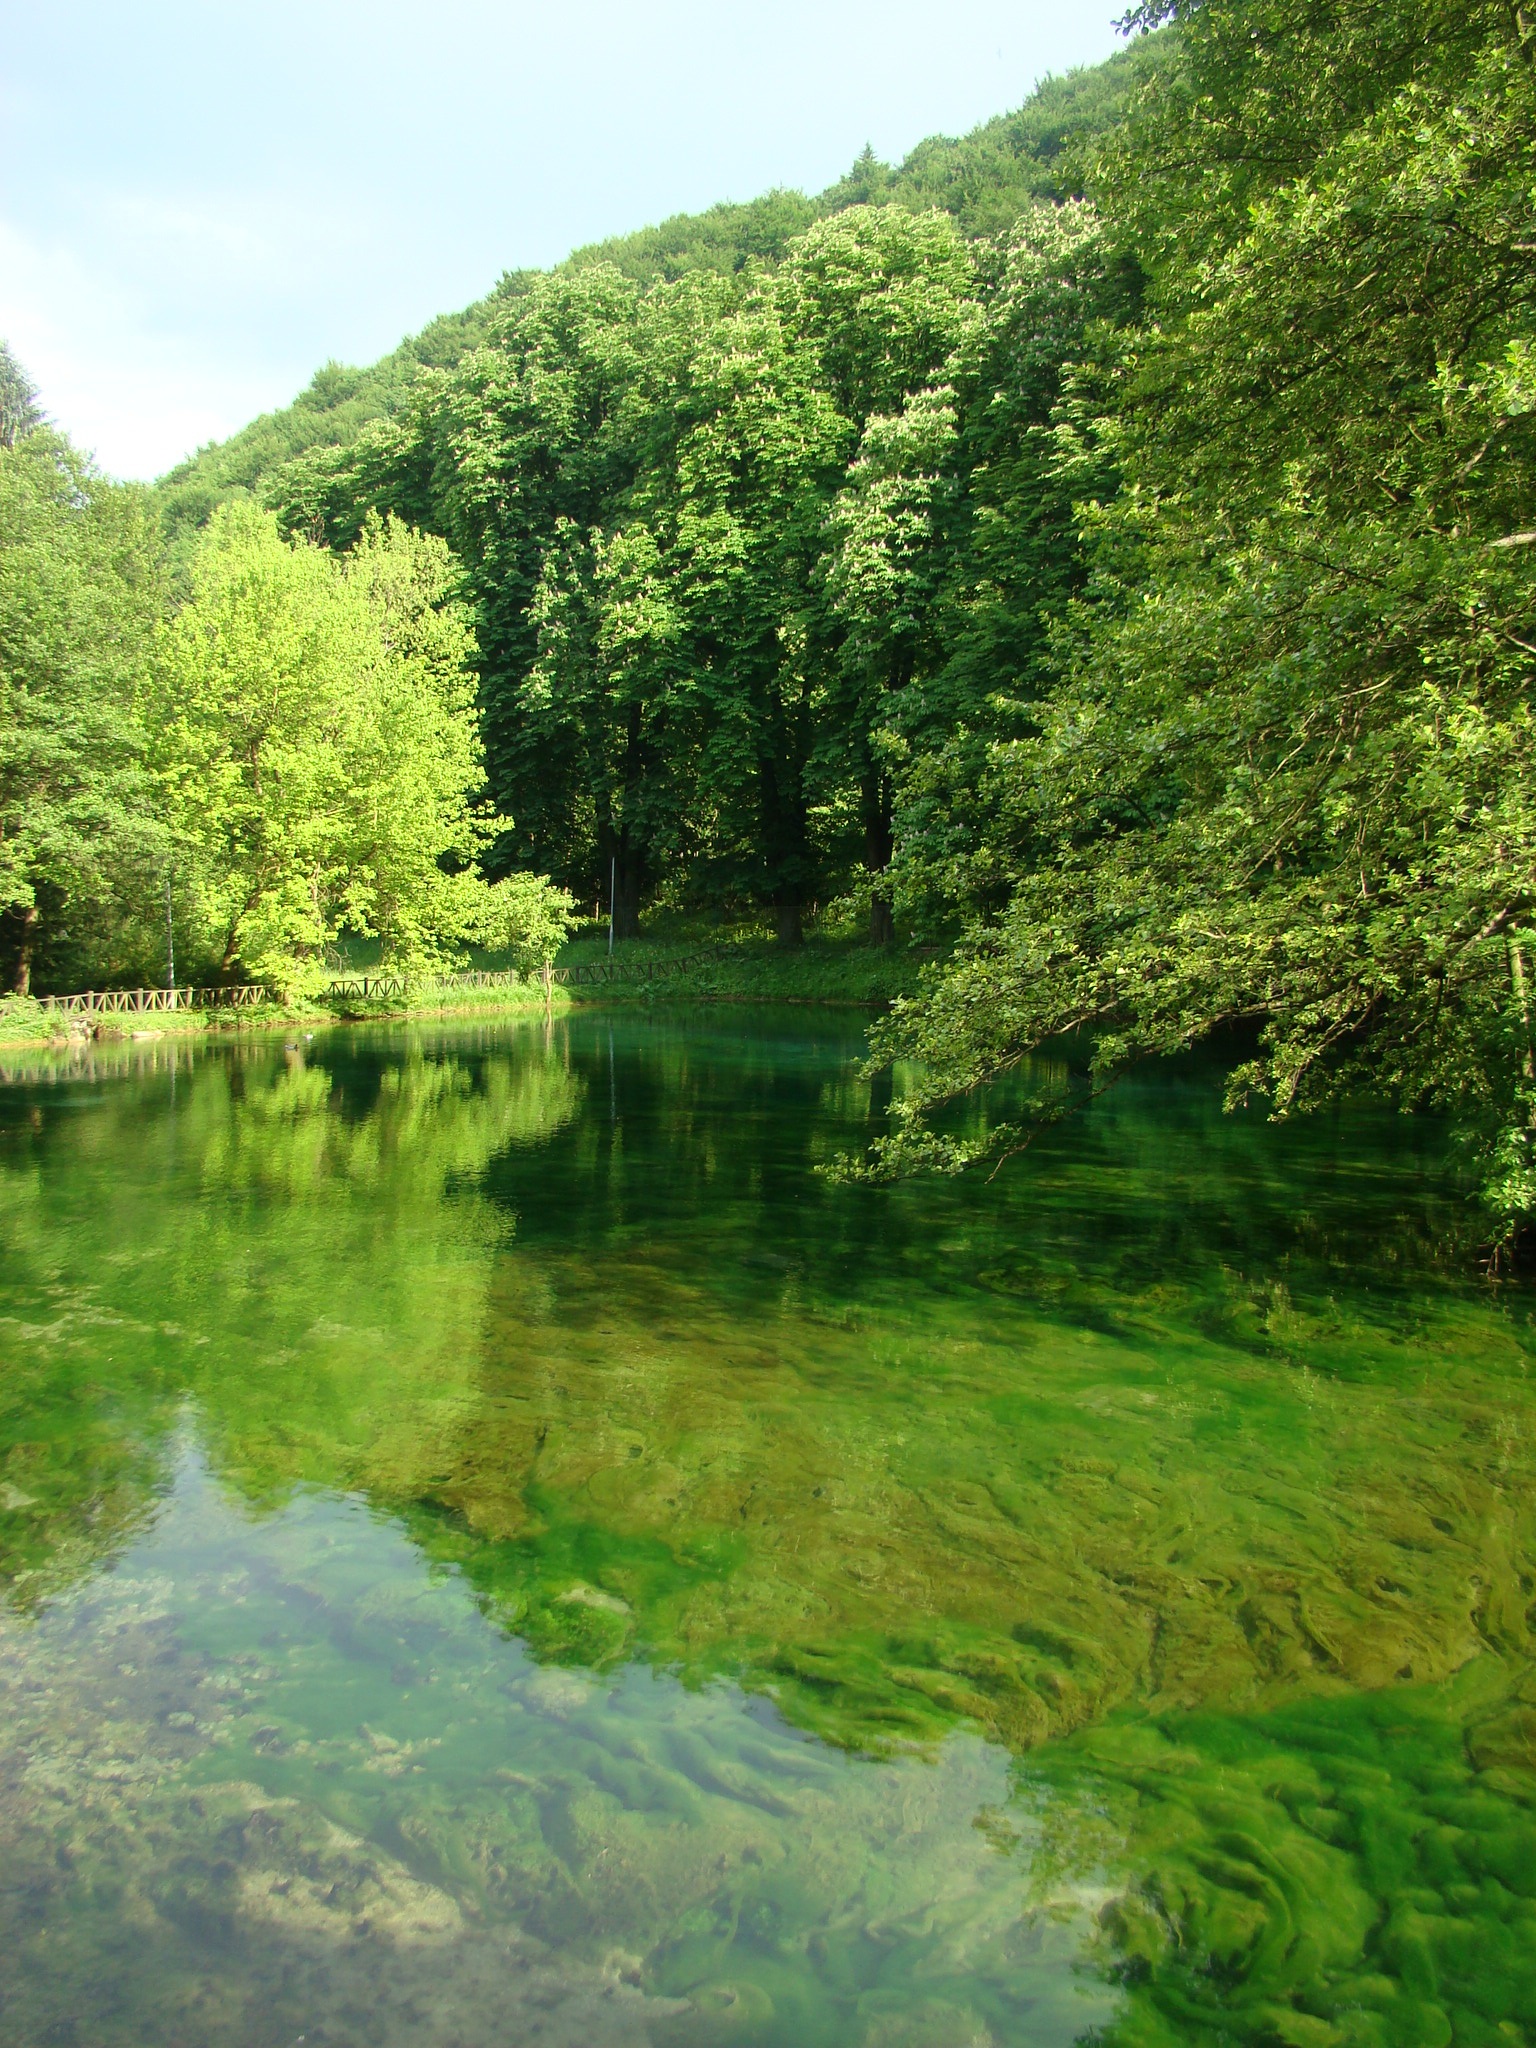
[0,424,162,994]
[1,405,568,998]
[860,0,1536,1244]
[264,195,1125,945]
[149,509,497,993]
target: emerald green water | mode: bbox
[0,1012,1533,2047]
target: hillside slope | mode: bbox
[154,36,1163,542]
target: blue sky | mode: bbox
[2,1,1125,480]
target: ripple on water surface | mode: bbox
[0,1011,1533,2046]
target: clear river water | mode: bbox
[0,1010,1533,2047]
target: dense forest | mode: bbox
[4,0,1536,1236]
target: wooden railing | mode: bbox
[318,974,410,1001]
[551,947,722,987]
[327,950,725,999]
[37,984,275,1019]
[29,946,731,1022]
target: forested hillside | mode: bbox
[7,0,1536,1242]
[153,42,1162,551]
[153,302,500,551]
[215,43,1164,948]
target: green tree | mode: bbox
[0,342,44,451]
[149,508,493,993]
[864,0,1536,1243]
[818,203,1125,938]
[432,269,650,899]
[768,207,973,942]
[649,286,850,939]
[473,870,577,999]
[775,205,977,426]
[493,272,738,935]
[823,383,959,940]
[0,419,162,994]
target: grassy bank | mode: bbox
[0,939,926,1056]
[0,996,216,1050]
[0,977,562,1051]
[317,979,567,1022]
[556,932,933,1005]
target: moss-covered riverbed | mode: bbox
[0,1013,1532,2045]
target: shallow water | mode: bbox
[0,1011,1533,2046]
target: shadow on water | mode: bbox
[0,1010,1533,2045]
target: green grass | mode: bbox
[0,996,227,1050]
[318,977,565,1021]
[1,936,930,1054]
[0,997,59,1048]
[555,929,936,1005]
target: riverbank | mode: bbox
[0,938,934,1053]
[556,934,932,1006]
[0,978,565,1052]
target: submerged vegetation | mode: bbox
[1,1019,1534,2042]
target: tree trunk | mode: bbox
[1511,939,1535,1082]
[219,887,262,979]
[11,904,37,996]
[604,700,651,945]
[863,764,894,947]
[613,850,644,942]
[758,720,812,950]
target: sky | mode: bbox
[2,1,1126,482]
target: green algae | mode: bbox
[1026,1663,1536,2046]
[1,1011,1535,2044]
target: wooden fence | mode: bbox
[317,975,410,1001]
[37,984,274,1019]
[31,947,728,1021]
[327,951,724,999]
[551,947,722,988]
